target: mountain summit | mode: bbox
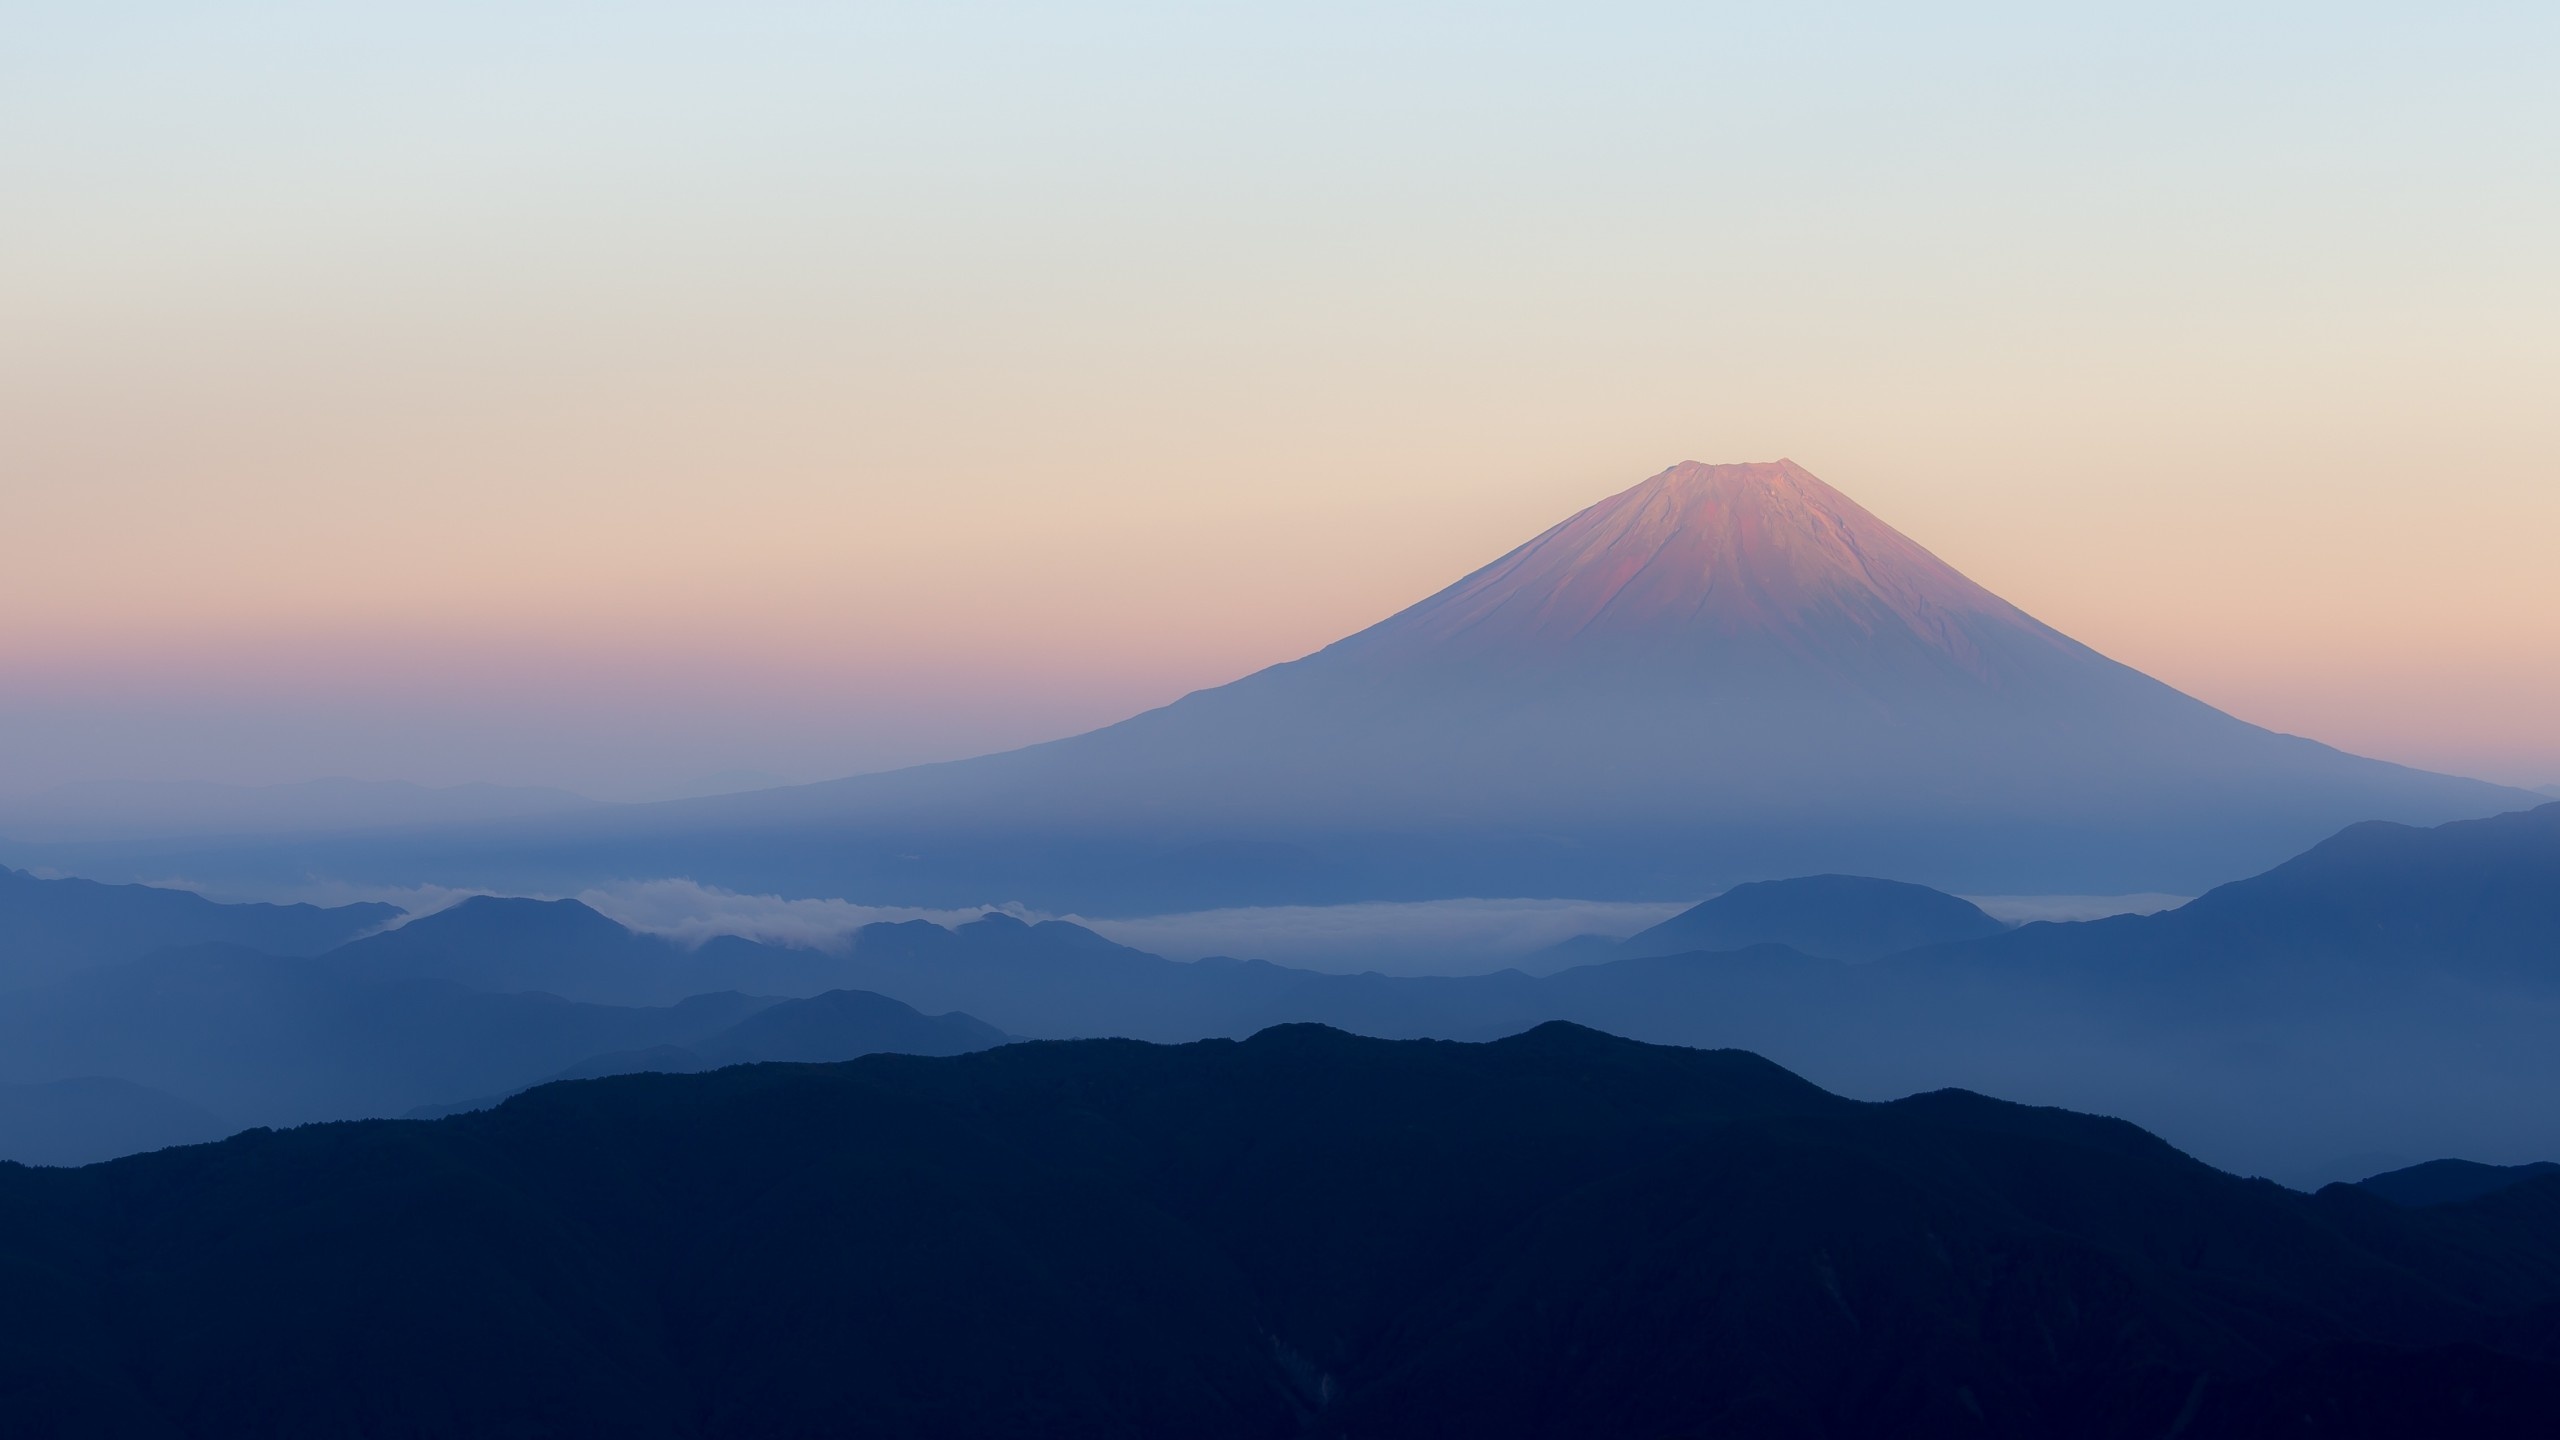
[173,461,2540,909]
[1340,460,2036,667]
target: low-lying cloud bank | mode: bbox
[575,880,1007,950]
[1967,894,2190,924]
[1069,898,1694,975]
[206,877,2188,976]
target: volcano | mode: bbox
[175,461,2543,909]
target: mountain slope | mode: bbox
[4,1026,2559,1437]
[330,896,1289,1020]
[2361,1159,2560,1208]
[0,866,399,983]
[245,804,2560,1182]
[1933,801,2560,979]
[416,988,1012,1118]
[1615,874,2007,960]
[0,945,775,1129]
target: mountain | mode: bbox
[334,895,712,1002]
[2362,1159,2560,1208]
[424,988,1013,1116]
[332,896,1271,1016]
[0,946,778,1131]
[1948,801,2560,978]
[252,804,2560,1182]
[693,986,1007,1063]
[1612,874,2007,961]
[9,802,2550,1174]
[0,776,597,843]
[124,458,2523,912]
[5,1025,2559,1437]
[0,865,399,984]
[1207,804,2560,1182]
[0,917,1013,1158]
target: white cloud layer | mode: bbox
[1068,898,1692,975]
[1967,894,2191,924]
[183,875,2188,974]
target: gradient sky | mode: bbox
[4,3,2555,799]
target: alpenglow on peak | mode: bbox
[408,458,2540,907]
[1320,459,2058,678]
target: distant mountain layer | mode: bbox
[6,1025,2560,1437]
[8,803,2557,1181]
[1614,874,2007,961]
[335,895,1184,1010]
[417,988,1011,1118]
[2362,1159,2560,1208]
[0,866,398,982]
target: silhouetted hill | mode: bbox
[5,1026,2559,1437]
[0,1077,232,1168]
[1613,873,2006,960]
[2362,1159,2560,1207]
[0,866,397,983]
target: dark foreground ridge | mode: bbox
[6,1025,2559,1438]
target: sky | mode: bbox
[3,2,2555,800]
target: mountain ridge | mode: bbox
[5,1024,2558,1436]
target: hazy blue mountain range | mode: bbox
[1,463,2534,913]
[415,988,1011,1118]
[2362,1159,2560,1208]
[0,947,772,1128]
[0,865,397,981]
[3,804,2554,1181]
[5,1025,2558,1437]
[0,940,1004,1142]
[298,803,2560,1183]
[1545,873,2011,965]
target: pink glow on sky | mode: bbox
[2,6,2555,799]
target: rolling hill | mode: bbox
[4,1025,2557,1437]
